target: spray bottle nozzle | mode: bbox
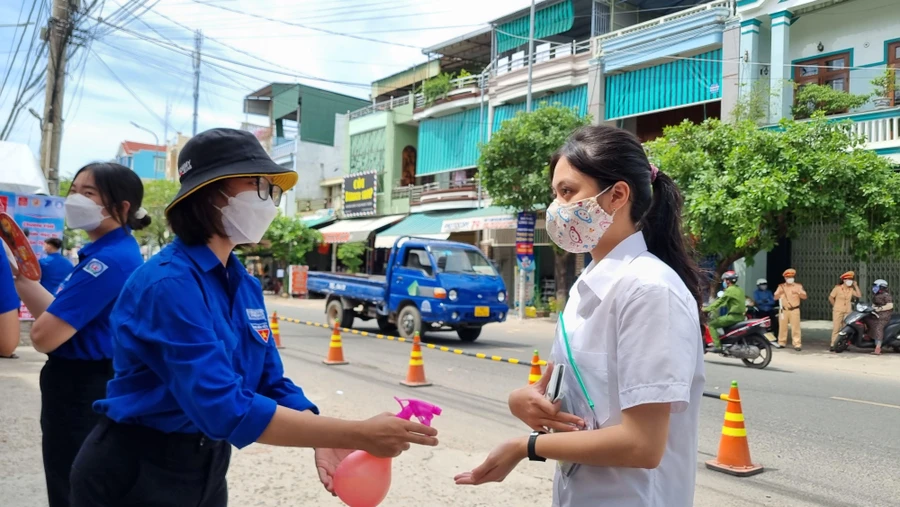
[394,397,443,427]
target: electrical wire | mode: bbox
[90,48,176,131]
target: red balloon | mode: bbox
[333,450,392,507]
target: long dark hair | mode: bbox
[550,125,705,326]
[70,162,151,231]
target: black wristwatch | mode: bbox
[528,430,546,462]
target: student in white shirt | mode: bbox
[455,125,706,507]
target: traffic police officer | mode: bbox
[0,243,20,357]
[12,163,148,507]
[829,271,861,351]
[70,128,438,507]
[775,268,807,351]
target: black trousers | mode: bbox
[70,417,231,507]
[40,356,113,507]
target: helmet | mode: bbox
[756,278,767,285]
[722,271,738,282]
[874,279,888,288]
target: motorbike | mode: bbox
[832,302,900,353]
[703,315,774,369]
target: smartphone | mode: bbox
[545,363,566,403]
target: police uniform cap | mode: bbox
[166,128,298,213]
[783,268,796,277]
[840,271,855,280]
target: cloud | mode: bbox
[1,0,529,178]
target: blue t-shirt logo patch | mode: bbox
[246,308,266,321]
[83,259,108,277]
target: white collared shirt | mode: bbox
[551,232,705,507]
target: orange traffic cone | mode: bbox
[705,381,764,477]
[528,350,542,385]
[323,322,348,365]
[400,332,431,387]
[270,312,284,349]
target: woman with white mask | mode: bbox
[70,128,438,507]
[10,162,147,507]
[455,125,706,507]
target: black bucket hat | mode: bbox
[165,128,298,213]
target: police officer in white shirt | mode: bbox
[455,125,706,507]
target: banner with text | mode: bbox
[343,171,377,217]
[515,211,535,272]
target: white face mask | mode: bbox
[786,278,795,284]
[844,280,853,287]
[545,187,615,254]
[65,193,107,231]
[217,190,278,245]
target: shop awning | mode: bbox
[301,215,335,228]
[319,215,405,244]
[440,206,519,233]
[374,212,455,249]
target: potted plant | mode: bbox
[871,67,896,108]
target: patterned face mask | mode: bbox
[545,186,615,254]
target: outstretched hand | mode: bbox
[454,438,527,486]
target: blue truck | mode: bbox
[307,236,508,341]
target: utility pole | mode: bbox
[525,0,536,112]
[40,0,74,196]
[192,30,202,136]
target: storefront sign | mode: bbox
[343,171,377,217]
[288,265,309,298]
[515,212,535,272]
[441,214,517,233]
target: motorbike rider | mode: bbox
[751,278,778,336]
[829,271,861,352]
[865,279,893,355]
[703,271,745,352]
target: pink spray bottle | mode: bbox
[332,397,442,507]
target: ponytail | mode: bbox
[641,171,706,327]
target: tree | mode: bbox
[792,84,870,119]
[479,104,591,305]
[57,179,86,251]
[134,179,180,253]
[646,113,900,292]
[336,242,367,274]
[260,213,322,267]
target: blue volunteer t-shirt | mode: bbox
[0,247,18,314]
[45,227,143,360]
[95,238,318,448]
[39,252,73,294]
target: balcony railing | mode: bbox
[414,73,487,109]
[593,0,734,54]
[846,109,900,148]
[348,94,411,120]
[270,139,296,161]
[495,39,592,77]
[391,178,486,205]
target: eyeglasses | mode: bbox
[256,177,283,206]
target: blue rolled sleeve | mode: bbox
[259,337,319,415]
[0,248,18,314]
[115,277,280,448]
[47,256,123,331]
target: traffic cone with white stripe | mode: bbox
[270,312,284,349]
[400,332,431,387]
[705,381,763,477]
[323,322,348,365]
[528,350,542,385]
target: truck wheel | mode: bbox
[377,316,396,333]
[397,305,423,340]
[326,300,354,329]
[457,327,482,342]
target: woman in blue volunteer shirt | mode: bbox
[12,163,148,507]
[0,244,20,358]
[71,128,438,507]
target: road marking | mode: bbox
[830,396,900,410]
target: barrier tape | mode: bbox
[703,391,740,403]
[278,316,548,367]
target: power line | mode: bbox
[90,48,176,131]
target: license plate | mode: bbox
[474,306,489,317]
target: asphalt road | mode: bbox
[268,298,900,507]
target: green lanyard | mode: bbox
[558,313,595,409]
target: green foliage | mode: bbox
[423,73,453,104]
[871,67,897,101]
[731,80,780,124]
[133,179,180,251]
[646,115,900,278]
[57,179,86,251]
[337,241,367,274]
[478,105,591,212]
[457,69,472,79]
[258,213,322,266]
[792,84,870,119]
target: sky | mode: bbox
[0,0,531,179]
